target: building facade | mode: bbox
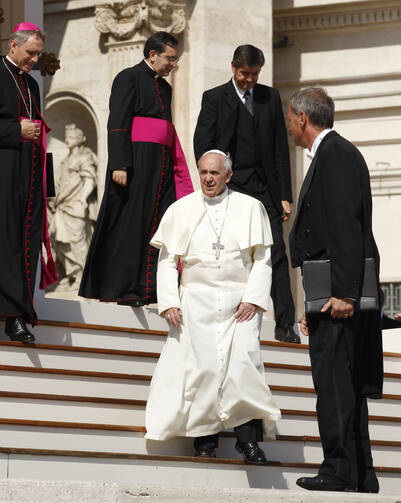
[1,0,399,315]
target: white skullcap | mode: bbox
[200,149,229,160]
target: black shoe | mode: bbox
[194,446,216,458]
[5,317,35,343]
[274,324,300,344]
[296,474,356,492]
[235,441,267,465]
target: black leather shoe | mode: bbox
[5,317,35,343]
[274,324,300,344]
[194,446,216,458]
[235,441,267,464]
[296,474,356,492]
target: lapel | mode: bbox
[223,80,240,113]
[291,131,337,234]
[252,84,263,126]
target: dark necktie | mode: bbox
[243,90,253,116]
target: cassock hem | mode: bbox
[145,414,280,442]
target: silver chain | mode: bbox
[202,190,229,260]
[2,57,32,120]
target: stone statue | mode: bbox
[51,124,97,292]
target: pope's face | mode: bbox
[199,154,232,198]
[148,44,179,77]
[231,64,261,91]
[9,35,44,73]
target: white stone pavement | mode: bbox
[0,481,400,503]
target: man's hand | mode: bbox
[21,119,40,141]
[112,170,127,186]
[299,311,309,336]
[321,297,354,319]
[161,307,182,328]
[394,313,401,321]
[281,200,292,222]
[235,302,257,323]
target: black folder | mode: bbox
[302,257,379,314]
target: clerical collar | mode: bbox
[5,55,23,74]
[231,77,254,100]
[142,59,159,78]
[305,128,332,159]
[203,186,229,205]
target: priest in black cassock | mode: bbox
[0,23,57,343]
[79,31,193,307]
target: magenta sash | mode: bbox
[131,116,193,199]
[21,117,58,289]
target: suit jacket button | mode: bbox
[305,202,311,209]
[305,228,311,236]
[305,252,311,259]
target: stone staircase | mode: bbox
[0,294,400,496]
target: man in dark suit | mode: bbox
[288,87,383,493]
[193,45,299,343]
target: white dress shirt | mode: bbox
[231,77,254,104]
[305,128,332,159]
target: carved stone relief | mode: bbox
[48,125,98,292]
[95,0,188,80]
[95,0,187,41]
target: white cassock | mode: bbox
[145,188,281,441]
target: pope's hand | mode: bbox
[21,119,40,140]
[112,170,127,186]
[162,307,182,328]
[235,302,257,323]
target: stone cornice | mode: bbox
[274,3,401,33]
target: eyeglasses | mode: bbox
[156,53,179,63]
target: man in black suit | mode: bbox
[193,45,299,343]
[288,87,383,493]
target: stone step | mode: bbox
[21,321,401,374]
[0,400,398,440]
[0,421,399,467]
[0,340,399,395]
[0,447,400,495]
[1,479,401,503]
[0,380,398,420]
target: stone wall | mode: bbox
[43,0,273,195]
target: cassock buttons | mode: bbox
[305,228,311,236]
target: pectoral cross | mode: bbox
[212,237,224,260]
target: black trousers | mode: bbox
[307,312,379,491]
[267,207,295,327]
[228,179,295,327]
[194,419,262,450]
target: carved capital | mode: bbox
[95,0,187,41]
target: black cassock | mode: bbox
[0,57,44,325]
[79,60,176,305]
